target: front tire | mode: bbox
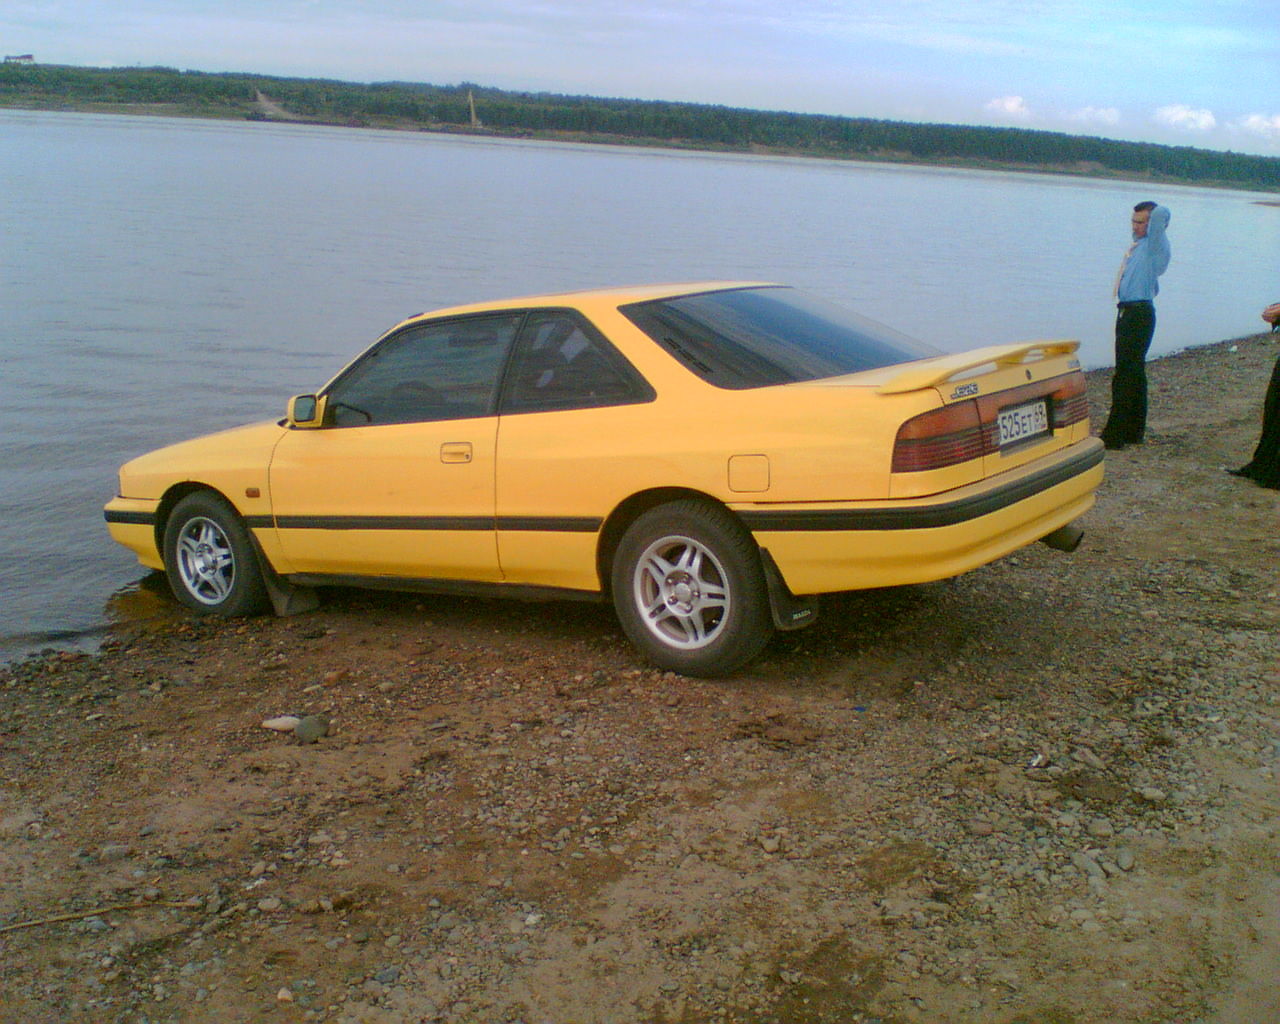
[163,491,268,616]
[611,500,772,676]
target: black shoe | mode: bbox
[1226,465,1254,478]
[1102,438,1127,450]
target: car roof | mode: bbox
[400,280,779,324]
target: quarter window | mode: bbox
[326,314,522,426]
[500,311,653,413]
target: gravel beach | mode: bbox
[2,331,1277,1024]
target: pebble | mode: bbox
[294,714,331,744]
[1071,746,1106,770]
[1071,851,1106,880]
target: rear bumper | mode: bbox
[735,438,1104,595]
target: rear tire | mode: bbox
[163,491,269,617]
[611,500,772,676]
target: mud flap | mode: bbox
[262,571,321,616]
[759,548,820,631]
[248,535,320,616]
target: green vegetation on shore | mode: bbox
[5,62,1280,191]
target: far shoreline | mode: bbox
[5,100,1280,197]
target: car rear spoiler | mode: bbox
[876,340,1080,395]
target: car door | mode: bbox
[495,309,657,591]
[268,313,523,582]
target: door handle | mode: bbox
[440,442,473,464]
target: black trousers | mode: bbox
[1239,355,1280,488]
[1101,300,1156,445]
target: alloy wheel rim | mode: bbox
[175,516,235,605]
[632,533,730,650]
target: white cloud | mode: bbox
[1232,113,1280,140]
[985,95,1032,121]
[1068,106,1120,127]
[1153,104,1216,132]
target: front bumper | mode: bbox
[104,497,164,571]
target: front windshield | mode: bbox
[620,286,941,390]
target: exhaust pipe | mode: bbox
[1040,522,1084,552]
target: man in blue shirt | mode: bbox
[1100,201,1171,449]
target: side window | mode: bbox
[326,314,522,426]
[500,311,654,414]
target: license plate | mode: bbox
[997,399,1050,447]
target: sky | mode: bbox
[5,0,1280,156]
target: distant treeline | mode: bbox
[5,62,1279,191]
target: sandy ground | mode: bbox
[1,332,1277,1024]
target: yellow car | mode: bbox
[105,282,1102,676]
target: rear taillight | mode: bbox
[892,370,1089,472]
[892,401,983,472]
[1049,372,1089,429]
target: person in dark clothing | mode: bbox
[1099,201,1172,450]
[1226,311,1280,489]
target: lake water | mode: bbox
[3,108,1279,663]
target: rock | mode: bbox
[1071,851,1106,880]
[294,714,331,744]
[262,715,302,732]
[1071,746,1106,770]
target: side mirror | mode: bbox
[287,394,324,428]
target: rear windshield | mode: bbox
[620,286,941,390]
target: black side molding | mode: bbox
[739,443,1103,533]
